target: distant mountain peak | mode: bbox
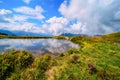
[61,33,87,37]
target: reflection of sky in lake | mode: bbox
[0,39,79,54]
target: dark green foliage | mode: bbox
[0,50,34,80]
[33,54,53,73]
[17,50,34,68]
[32,54,56,79]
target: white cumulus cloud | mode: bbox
[13,6,45,20]
[0,9,13,23]
[0,9,12,15]
[42,16,68,35]
[0,9,45,34]
[13,15,28,22]
[1,0,120,36]
[59,0,120,35]
[23,0,31,4]
[41,17,86,35]
[0,22,45,33]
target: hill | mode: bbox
[0,29,15,36]
[0,32,8,36]
[101,32,120,42]
[105,32,120,39]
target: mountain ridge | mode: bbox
[0,29,15,36]
[0,29,52,36]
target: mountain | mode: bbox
[0,32,8,36]
[0,29,15,36]
[0,29,52,36]
[61,33,87,37]
[12,31,52,36]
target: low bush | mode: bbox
[0,50,34,80]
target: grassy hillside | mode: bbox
[100,32,120,43]
[105,32,120,42]
[105,32,120,38]
[0,32,120,80]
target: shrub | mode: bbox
[71,55,80,63]
[22,54,56,80]
[0,50,34,80]
[17,50,34,68]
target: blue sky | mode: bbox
[0,0,120,35]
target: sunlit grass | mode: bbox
[0,32,120,80]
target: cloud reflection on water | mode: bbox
[0,39,79,54]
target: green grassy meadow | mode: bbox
[0,32,120,80]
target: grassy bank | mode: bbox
[0,35,67,39]
[0,35,52,39]
[0,32,120,80]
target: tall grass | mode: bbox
[0,32,120,80]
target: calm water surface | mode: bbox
[0,39,79,54]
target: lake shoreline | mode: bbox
[0,38,79,55]
[0,32,120,80]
